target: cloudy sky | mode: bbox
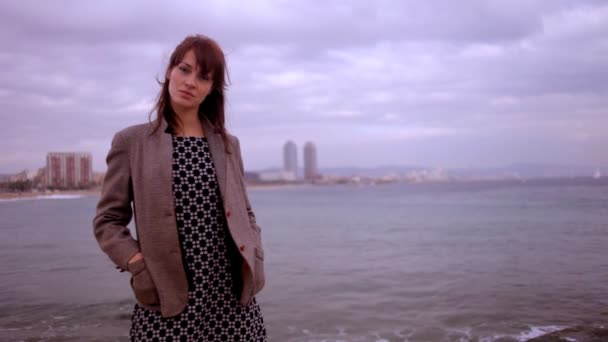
[1,0,606,173]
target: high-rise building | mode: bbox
[283,141,297,178]
[46,152,93,189]
[303,142,318,180]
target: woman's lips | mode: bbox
[179,90,194,98]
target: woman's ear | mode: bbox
[166,67,172,81]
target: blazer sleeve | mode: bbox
[93,131,140,272]
[233,137,262,233]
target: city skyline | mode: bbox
[1,1,607,174]
[1,147,605,178]
[1,148,604,182]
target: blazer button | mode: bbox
[239,245,245,252]
[226,209,231,217]
[166,211,174,217]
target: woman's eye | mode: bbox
[179,66,189,73]
[198,74,210,81]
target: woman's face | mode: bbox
[167,49,213,112]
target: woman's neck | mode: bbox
[173,106,205,137]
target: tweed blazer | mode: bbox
[93,117,265,317]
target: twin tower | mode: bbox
[283,141,318,181]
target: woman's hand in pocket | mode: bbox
[128,257,160,306]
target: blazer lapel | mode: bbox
[201,118,228,200]
[155,118,176,209]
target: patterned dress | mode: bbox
[130,136,267,341]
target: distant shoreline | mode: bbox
[0,183,308,200]
[0,176,605,200]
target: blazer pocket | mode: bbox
[129,259,160,306]
[253,247,265,295]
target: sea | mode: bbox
[1,179,607,341]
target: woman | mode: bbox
[93,35,267,341]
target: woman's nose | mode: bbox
[184,76,195,88]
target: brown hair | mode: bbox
[150,34,230,149]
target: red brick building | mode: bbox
[46,152,92,189]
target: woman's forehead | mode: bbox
[179,50,213,74]
[180,50,197,65]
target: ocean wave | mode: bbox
[274,324,569,342]
[515,325,567,341]
[474,325,567,342]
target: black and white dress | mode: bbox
[130,136,267,341]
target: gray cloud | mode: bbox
[0,0,607,173]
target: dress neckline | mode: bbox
[173,135,207,140]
